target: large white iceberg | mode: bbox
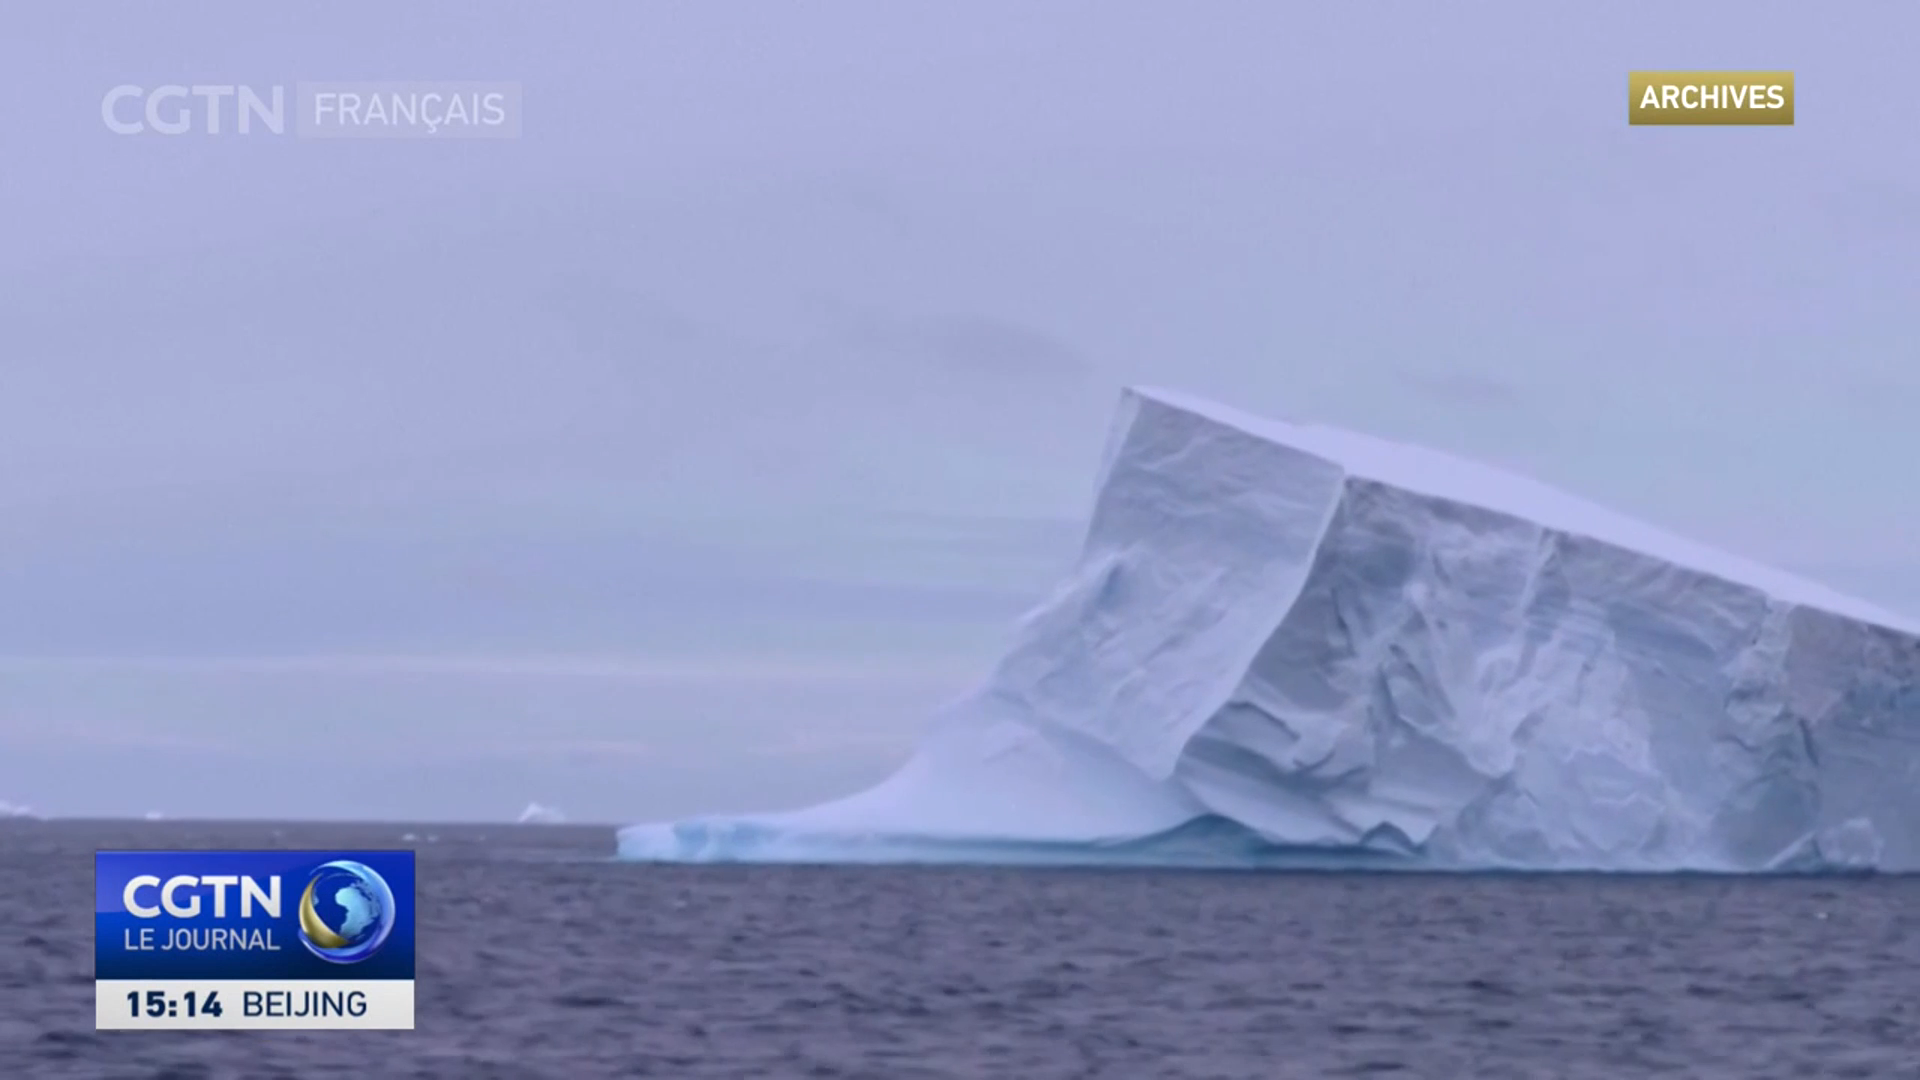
[620,388,1920,872]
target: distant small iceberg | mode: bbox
[143,810,165,821]
[0,800,40,820]
[516,802,567,825]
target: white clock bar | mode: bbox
[96,979,415,1030]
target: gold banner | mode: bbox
[1629,71,1794,126]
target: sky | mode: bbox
[1,3,1915,823]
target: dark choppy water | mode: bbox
[4,820,1919,1078]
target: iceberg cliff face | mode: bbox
[620,388,1920,872]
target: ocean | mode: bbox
[4,819,1917,1078]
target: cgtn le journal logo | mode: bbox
[94,850,415,1030]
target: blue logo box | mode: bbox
[95,850,415,981]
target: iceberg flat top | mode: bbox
[1132,387,1917,635]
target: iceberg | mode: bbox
[619,388,1920,872]
[516,802,567,825]
[0,800,39,820]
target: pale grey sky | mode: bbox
[2,3,1915,822]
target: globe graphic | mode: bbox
[298,860,397,963]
